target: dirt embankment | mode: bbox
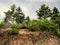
[0,29,60,45]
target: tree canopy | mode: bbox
[4,4,25,24]
[36,4,60,20]
[51,7,59,20]
[36,4,52,19]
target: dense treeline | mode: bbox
[0,4,60,37]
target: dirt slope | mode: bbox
[0,29,60,45]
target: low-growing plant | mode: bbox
[11,23,21,29]
[0,21,6,28]
[8,23,21,35]
[28,19,58,32]
[56,29,60,37]
[8,28,19,35]
[28,20,38,31]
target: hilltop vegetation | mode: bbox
[0,4,60,38]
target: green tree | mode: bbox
[4,4,25,24]
[51,7,59,20]
[13,7,25,23]
[4,4,16,23]
[25,16,30,24]
[53,14,60,29]
[36,4,52,19]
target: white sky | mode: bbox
[0,0,60,21]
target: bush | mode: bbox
[8,28,19,35]
[11,24,21,29]
[0,22,6,28]
[56,29,60,37]
[28,19,60,37]
[28,20,39,31]
[28,19,58,32]
[8,23,21,35]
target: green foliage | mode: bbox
[4,4,25,24]
[35,4,60,37]
[53,15,60,29]
[53,7,59,15]
[25,16,30,25]
[11,24,21,29]
[36,4,59,21]
[25,16,30,22]
[28,19,60,37]
[28,20,38,31]
[8,24,21,35]
[4,4,16,23]
[51,7,59,20]
[36,4,52,19]
[0,22,6,28]
[28,19,58,32]
[14,7,25,23]
[56,29,60,37]
[8,28,19,35]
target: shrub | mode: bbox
[8,28,19,35]
[28,20,39,31]
[28,19,58,32]
[8,23,21,35]
[11,24,21,29]
[0,22,6,28]
[56,29,60,37]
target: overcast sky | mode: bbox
[0,0,60,21]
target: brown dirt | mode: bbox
[0,29,60,45]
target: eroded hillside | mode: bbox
[0,29,60,45]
